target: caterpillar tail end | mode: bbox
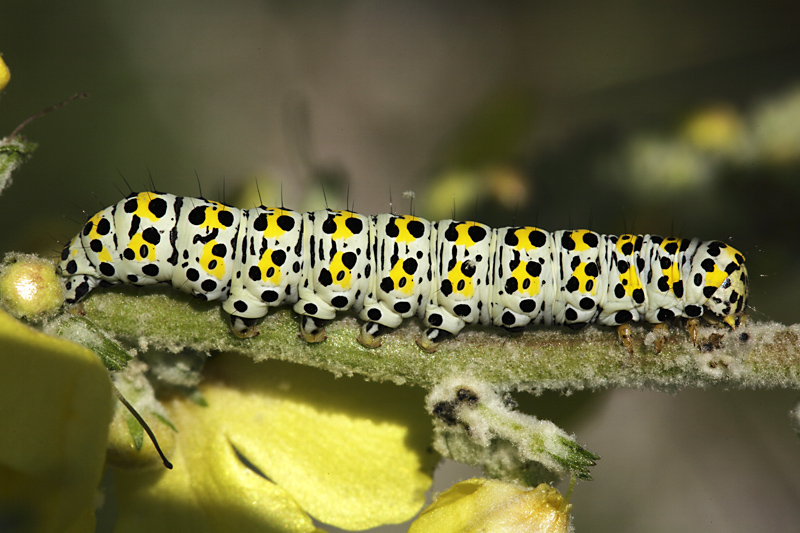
[723,315,738,329]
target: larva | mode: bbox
[58,192,748,351]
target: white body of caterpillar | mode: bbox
[58,192,748,349]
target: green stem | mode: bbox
[66,288,800,393]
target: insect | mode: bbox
[58,191,748,352]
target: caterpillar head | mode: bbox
[703,261,748,328]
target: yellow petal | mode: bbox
[0,55,9,92]
[682,105,743,152]
[422,170,484,220]
[409,478,571,533]
[215,357,436,529]
[0,309,113,532]
[114,354,436,531]
[113,398,321,533]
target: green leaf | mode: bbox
[0,136,37,197]
[55,315,133,371]
[125,410,145,451]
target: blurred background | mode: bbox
[3,1,800,531]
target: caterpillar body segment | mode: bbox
[422,220,494,345]
[490,226,557,330]
[292,209,371,343]
[223,206,304,337]
[358,213,433,348]
[58,192,749,351]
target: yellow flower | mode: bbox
[0,309,114,533]
[681,105,744,153]
[112,353,438,532]
[0,55,9,92]
[408,478,571,533]
[421,166,529,220]
[0,256,437,531]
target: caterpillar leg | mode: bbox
[229,315,260,339]
[357,322,389,348]
[300,316,328,343]
[68,301,87,317]
[416,328,452,353]
[419,304,465,352]
[652,323,669,354]
[357,302,404,348]
[686,318,700,346]
[617,323,634,354]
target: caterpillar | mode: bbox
[57,191,748,351]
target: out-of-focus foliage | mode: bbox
[4,2,800,531]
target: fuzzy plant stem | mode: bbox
[61,288,800,393]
